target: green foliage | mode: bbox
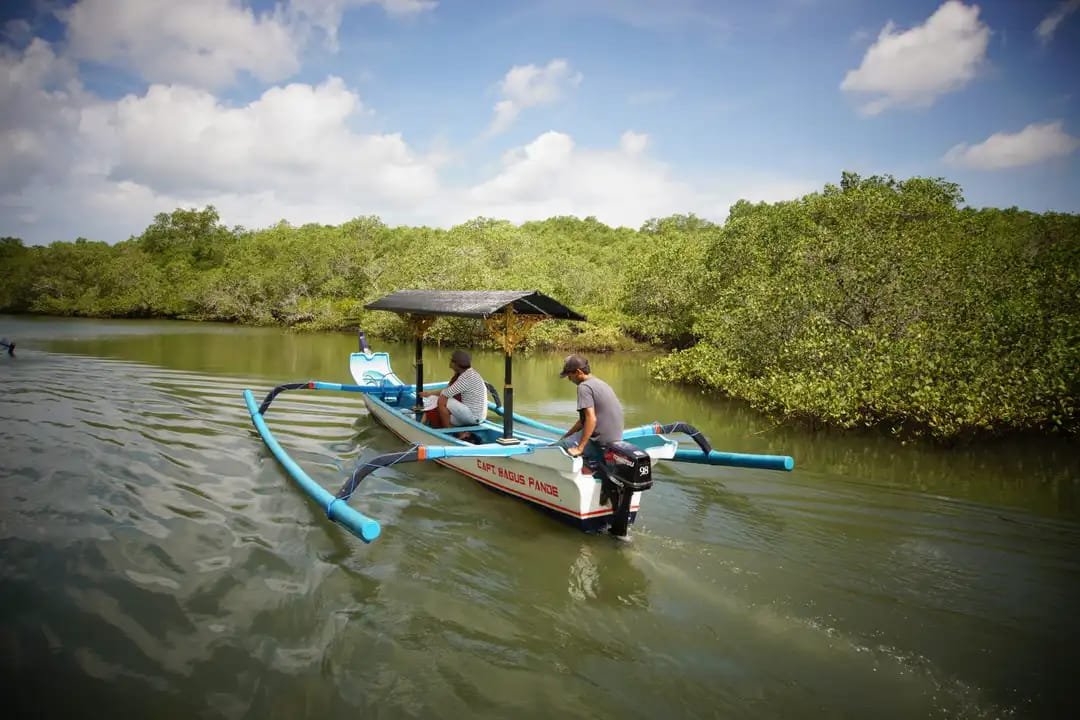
[25,238,118,316]
[621,214,715,346]
[1,175,1076,440]
[0,237,33,311]
[137,206,236,271]
[653,174,1079,438]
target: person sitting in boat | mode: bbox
[558,354,624,461]
[419,349,488,429]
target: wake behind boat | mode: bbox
[243,290,794,543]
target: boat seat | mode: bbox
[430,424,491,436]
[429,424,503,445]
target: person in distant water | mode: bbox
[558,354,623,461]
[419,350,488,428]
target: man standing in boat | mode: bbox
[558,354,624,460]
[419,350,488,428]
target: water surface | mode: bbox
[1,315,1077,719]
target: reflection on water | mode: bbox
[1,315,1078,719]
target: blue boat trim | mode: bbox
[486,404,564,435]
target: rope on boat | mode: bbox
[484,382,502,409]
[257,381,314,414]
[334,443,423,503]
[654,422,713,454]
[253,379,419,525]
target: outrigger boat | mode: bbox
[243,290,794,543]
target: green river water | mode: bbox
[1,315,1077,719]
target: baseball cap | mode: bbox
[559,354,589,377]
[451,350,472,368]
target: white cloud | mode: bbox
[840,0,990,115]
[0,25,814,243]
[0,34,446,241]
[0,39,87,194]
[943,120,1080,170]
[288,0,436,50]
[58,0,437,89]
[371,0,438,14]
[3,18,33,45]
[442,130,814,228]
[1036,0,1080,44]
[61,0,300,89]
[2,66,816,242]
[78,77,439,203]
[619,130,649,155]
[488,59,583,135]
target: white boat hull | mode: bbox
[362,393,676,532]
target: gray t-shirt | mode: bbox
[576,377,623,445]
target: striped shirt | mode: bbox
[440,367,488,421]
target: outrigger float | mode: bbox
[243,290,794,543]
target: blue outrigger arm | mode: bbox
[244,388,382,542]
[479,410,795,473]
[243,381,543,544]
[622,422,794,472]
[332,443,537,505]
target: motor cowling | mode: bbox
[602,441,653,492]
[595,441,652,539]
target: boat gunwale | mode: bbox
[359,392,634,520]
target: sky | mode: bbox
[1,0,1078,245]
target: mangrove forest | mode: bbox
[1,173,1076,440]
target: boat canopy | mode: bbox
[364,290,586,322]
[364,290,585,442]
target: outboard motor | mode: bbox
[593,441,653,539]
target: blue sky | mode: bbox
[1,0,1078,245]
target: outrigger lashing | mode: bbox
[242,290,794,543]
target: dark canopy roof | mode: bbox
[365,290,586,321]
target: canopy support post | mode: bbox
[484,308,542,445]
[405,314,434,421]
[500,352,514,442]
[413,335,424,421]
